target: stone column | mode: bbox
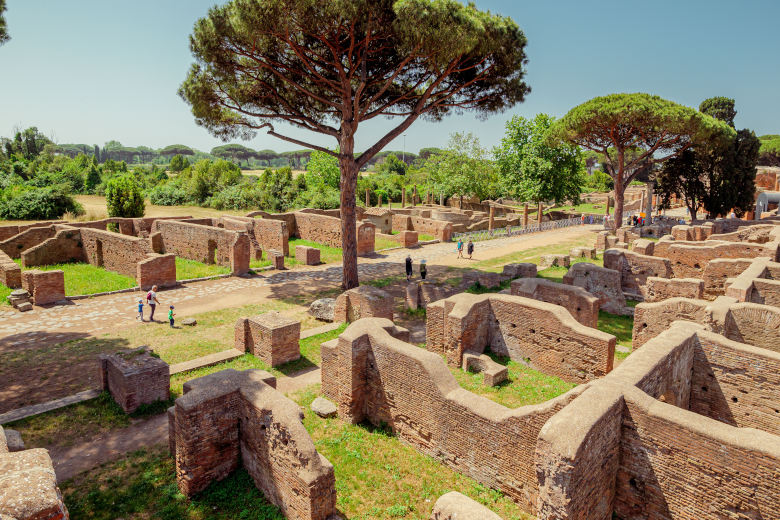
[365,189,370,207]
[402,187,406,207]
[605,197,611,216]
[488,205,495,231]
[639,191,645,224]
[645,182,654,222]
[537,202,543,225]
[523,203,529,227]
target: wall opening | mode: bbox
[95,239,104,267]
[207,240,218,265]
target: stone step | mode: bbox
[0,389,102,425]
[169,349,244,375]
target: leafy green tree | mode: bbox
[552,93,734,228]
[494,114,584,205]
[377,154,407,176]
[105,175,145,217]
[84,163,101,193]
[179,0,530,289]
[160,144,195,157]
[0,0,9,46]
[759,135,780,166]
[704,129,759,217]
[211,144,256,167]
[699,97,737,128]
[169,154,189,172]
[255,149,278,167]
[656,149,707,217]
[305,151,340,191]
[425,133,499,205]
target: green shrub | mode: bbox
[148,182,190,206]
[209,184,262,210]
[585,170,613,192]
[0,186,84,220]
[105,175,145,217]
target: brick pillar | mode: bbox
[402,187,406,207]
[775,175,779,191]
[605,197,611,216]
[537,202,543,225]
[365,189,370,207]
[488,205,495,231]
[523,203,529,227]
[645,182,654,222]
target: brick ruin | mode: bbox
[426,293,615,383]
[153,220,250,275]
[98,347,170,413]
[333,285,394,322]
[510,277,600,328]
[169,369,336,520]
[235,312,301,367]
[562,262,630,315]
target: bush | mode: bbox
[209,184,262,210]
[169,154,190,172]
[585,170,613,192]
[148,182,190,206]
[0,186,84,220]
[105,175,145,217]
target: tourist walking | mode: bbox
[420,259,427,280]
[168,305,176,328]
[457,238,464,258]
[147,285,161,321]
[467,239,474,260]
[405,254,413,280]
[137,299,144,321]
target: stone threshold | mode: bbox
[0,389,102,425]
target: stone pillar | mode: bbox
[639,191,645,223]
[402,187,406,207]
[488,205,495,231]
[645,182,654,222]
[440,193,444,206]
[523,203,529,227]
[605,197,611,216]
[537,202,543,225]
[775,175,779,191]
[365,189,370,207]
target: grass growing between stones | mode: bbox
[0,283,10,305]
[375,235,401,250]
[289,238,343,264]
[61,446,285,520]
[293,386,530,520]
[471,235,599,272]
[597,310,634,360]
[13,259,137,295]
[175,257,231,280]
[451,354,576,409]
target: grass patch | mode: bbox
[376,236,401,250]
[293,386,530,519]
[175,257,231,280]
[13,259,136,295]
[0,283,10,305]
[62,446,284,519]
[6,392,173,449]
[365,275,404,288]
[598,310,634,360]
[451,353,576,409]
[418,233,435,241]
[471,235,598,272]
[288,238,342,264]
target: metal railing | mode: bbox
[452,214,605,242]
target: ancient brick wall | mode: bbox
[392,214,412,232]
[98,348,170,413]
[322,319,588,513]
[408,216,453,241]
[562,263,628,315]
[362,208,393,234]
[701,258,754,298]
[137,254,176,290]
[643,277,704,302]
[603,249,672,296]
[722,303,780,353]
[235,313,301,367]
[293,212,375,255]
[707,224,780,244]
[0,448,70,520]
[0,250,21,288]
[632,298,711,349]
[333,286,394,323]
[426,293,615,383]
[80,228,151,278]
[0,225,56,258]
[171,369,337,520]
[658,241,779,279]
[510,278,599,328]
[154,220,250,274]
[21,226,86,267]
[22,269,65,305]
[252,217,289,256]
[724,257,780,306]
[0,221,59,241]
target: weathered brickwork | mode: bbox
[570,246,597,259]
[462,351,508,386]
[0,225,56,258]
[154,220,250,275]
[98,347,170,413]
[643,276,704,302]
[502,262,537,279]
[80,228,152,277]
[235,313,301,367]
[362,208,393,234]
[562,262,628,315]
[0,445,69,520]
[251,217,289,256]
[0,249,21,288]
[396,230,418,247]
[20,226,85,267]
[293,211,376,256]
[405,280,457,311]
[510,278,599,328]
[333,285,394,322]
[631,238,655,256]
[22,269,65,305]
[656,240,780,279]
[603,248,673,297]
[137,253,177,290]
[295,245,321,265]
[708,224,780,244]
[321,319,587,512]
[616,226,640,244]
[701,258,754,298]
[724,257,780,306]
[171,369,336,520]
[430,492,503,520]
[426,293,615,383]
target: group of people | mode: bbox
[456,238,474,259]
[405,255,427,281]
[136,284,176,327]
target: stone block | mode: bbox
[21,269,65,305]
[632,238,655,256]
[540,254,570,269]
[308,298,335,322]
[333,285,394,322]
[311,397,338,418]
[398,230,418,247]
[563,262,629,316]
[137,253,176,291]
[236,312,301,367]
[3,429,24,452]
[269,250,285,269]
[570,247,597,259]
[431,491,503,520]
[605,235,619,248]
[295,245,321,265]
[0,250,21,288]
[502,262,537,279]
[181,318,197,326]
[462,351,508,386]
[0,449,69,520]
[98,347,170,413]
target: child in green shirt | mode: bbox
[168,305,175,328]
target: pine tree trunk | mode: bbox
[339,145,359,290]
[613,182,625,231]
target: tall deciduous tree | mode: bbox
[179,0,529,289]
[552,93,734,229]
[494,113,584,205]
[425,132,498,203]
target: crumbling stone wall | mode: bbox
[643,277,704,302]
[154,220,250,275]
[20,226,85,267]
[294,212,375,255]
[0,225,56,258]
[0,445,69,520]
[426,293,615,383]
[0,249,21,288]
[708,224,780,244]
[170,369,336,520]
[510,278,599,328]
[252,217,289,256]
[562,262,628,315]
[658,240,780,279]
[0,221,59,242]
[603,249,672,297]
[81,228,152,277]
[321,318,588,512]
[137,253,176,291]
[98,348,170,413]
[724,257,780,306]
[334,285,394,322]
[22,269,65,305]
[362,208,393,234]
[234,313,301,367]
[701,258,754,298]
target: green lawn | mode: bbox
[288,238,342,264]
[0,283,10,305]
[451,353,576,409]
[12,259,137,296]
[597,310,634,360]
[376,236,401,250]
[175,257,231,280]
[548,202,606,214]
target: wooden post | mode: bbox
[365,189,370,207]
[402,187,406,207]
[488,205,495,231]
[523,203,529,227]
[537,202,543,225]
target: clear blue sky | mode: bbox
[1,0,778,155]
